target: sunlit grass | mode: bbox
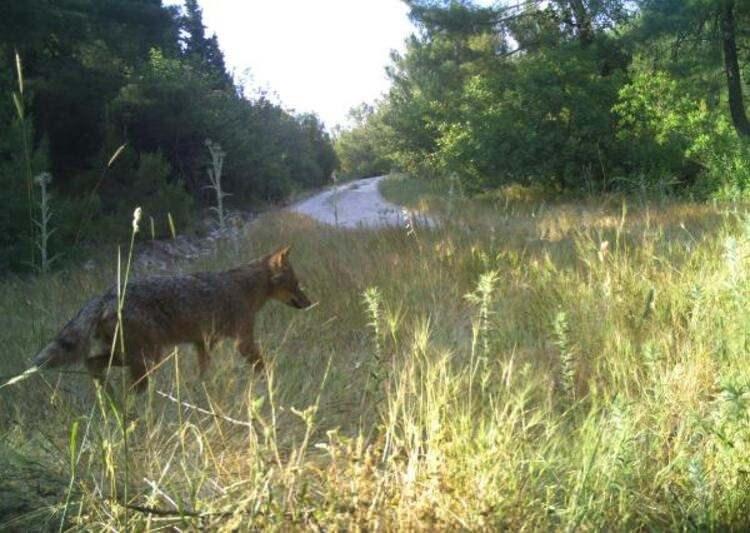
[3,176,750,529]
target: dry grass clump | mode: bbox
[3,177,750,529]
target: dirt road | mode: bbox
[134,175,418,272]
[290,175,413,228]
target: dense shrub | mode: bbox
[342,1,750,199]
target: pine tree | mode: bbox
[181,0,233,89]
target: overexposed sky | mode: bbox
[165,0,417,129]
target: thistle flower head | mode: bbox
[34,172,52,187]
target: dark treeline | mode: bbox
[0,0,337,272]
[337,0,750,197]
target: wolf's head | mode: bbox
[32,327,82,369]
[266,246,313,310]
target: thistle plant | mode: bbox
[553,310,576,401]
[361,287,385,408]
[205,139,230,230]
[363,287,384,375]
[401,206,426,256]
[465,270,500,390]
[331,171,340,227]
[32,172,59,273]
[402,208,416,238]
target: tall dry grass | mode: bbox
[2,175,750,529]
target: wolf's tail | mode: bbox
[33,296,104,369]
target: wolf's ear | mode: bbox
[268,245,291,273]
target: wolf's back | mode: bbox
[33,296,107,368]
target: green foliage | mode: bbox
[131,153,194,239]
[0,1,337,273]
[181,0,233,89]
[441,43,626,190]
[348,0,750,198]
[109,48,337,205]
[0,122,40,271]
[366,2,635,191]
[95,151,193,241]
[109,48,214,198]
[0,118,90,272]
[613,70,713,187]
[335,104,393,179]
[614,68,750,196]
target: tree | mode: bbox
[638,0,750,137]
[0,0,338,272]
[720,0,750,136]
[0,0,181,183]
[335,104,393,179]
[181,0,233,89]
[378,0,632,187]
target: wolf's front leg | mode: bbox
[237,337,264,371]
[236,322,264,371]
[194,341,211,376]
[85,354,118,396]
[127,351,152,393]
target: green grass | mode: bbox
[3,175,750,529]
[378,172,451,208]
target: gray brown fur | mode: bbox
[33,246,312,392]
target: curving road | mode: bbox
[290,175,414,228]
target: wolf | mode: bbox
[32,246,313,392]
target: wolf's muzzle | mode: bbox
[291,296,310,309]
[290,290,313,309]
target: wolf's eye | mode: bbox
[59,339,74,351]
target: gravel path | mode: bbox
[290,175,416,228]
[131,175,423,273]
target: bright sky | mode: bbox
[165,0,417,130]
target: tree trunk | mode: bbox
[720,0,750,137]
[569,0,594,46]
